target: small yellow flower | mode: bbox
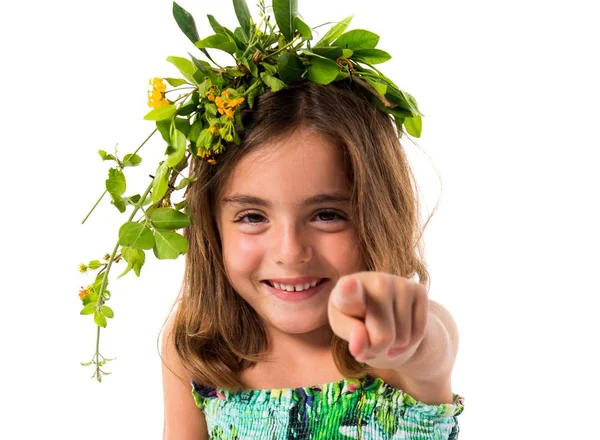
[207,92,215,101]
[208,125,220,135]
[103,253,110,261]
[147,77,170,108]
[79,287,90,300]
[222,90,231,97]
[79,264,88,273]
[224,108,235,119]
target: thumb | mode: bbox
[330,275,367,319]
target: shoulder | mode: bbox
[161,311,209,440]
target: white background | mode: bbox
[1,0,598,438]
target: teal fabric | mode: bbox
[192,374,465,439]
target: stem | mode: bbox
[92,179,154,378]
[131,128,158,157]
[82,128,159,225]
[82,190,107,224]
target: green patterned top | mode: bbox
[191,374,465,439]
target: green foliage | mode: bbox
[80,0,424,383]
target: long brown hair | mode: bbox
[164,80,433,390]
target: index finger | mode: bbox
[329,275,367,318]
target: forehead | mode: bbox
[221,128,349,205]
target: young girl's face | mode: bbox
[217,126,366,337]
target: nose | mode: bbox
[272,222,313,266]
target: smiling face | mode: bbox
[216,126,366,339]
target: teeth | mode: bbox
[271,280,320,292]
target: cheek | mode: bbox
[321,230,365,272]
[223,231,264,276]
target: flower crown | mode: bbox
[78,0,423,382]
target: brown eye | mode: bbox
[233,212,266,224]
[315,210,346,222]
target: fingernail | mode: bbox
[387,348,405,359]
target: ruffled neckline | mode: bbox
[191,374,465,418]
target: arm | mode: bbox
[161,312,209,440]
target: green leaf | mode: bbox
[144,105,176,121]
[352,48,391,64]
[188,120,203,144]
[106,168,126,197]
[80,303,96,315]
[310,46,343,60]
[173,2,200,44]
[118,246,146,278]
[124,194,141,206]
[81,291,98,306]
[189,53,223,85]
[233,27,246,44]
[165,77,188,87]
[385,85,421,115]
[88,260,102,270]
[173,117,190,137]
[277,52,305,83]
[365,78,387,97]
[259,61,278,76]
[153,229,189,259]
[207,14,226,35]
[94,311,107,328]
[293,16,312,41]
[315,15,353,47]
[195,34,237,54]
[167,56,198,84]
[166,129,186,167]
[333,29,379,50]
[122,153,142,167]
[233,0,252,39]
[260,72,287,92]
[175,176,197,190]
[404,114,422,138]
[98,150,117,162]
[306,54,340,85]
[101,306,114,319]
[241,58,258,77]
[151,162,170,204]
[273,0,298,41]
[150,207,191,230]
[110,196,126,213]
[156,119,171,142]
[118,222,155,250]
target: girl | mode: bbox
[161,80,465,439]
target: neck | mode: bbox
[266,324,334,366]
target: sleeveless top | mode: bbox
[191,374,465,439]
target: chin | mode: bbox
[264,311,329,335]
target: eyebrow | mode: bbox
[221,193,351,208]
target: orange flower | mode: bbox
[79,287,91,300]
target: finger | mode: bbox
[329,276,367,319]
[348,320,370,359]
[392,280,414,348]
[362,276,396,357]
[412,283,429,342]
[328,297,368,349]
